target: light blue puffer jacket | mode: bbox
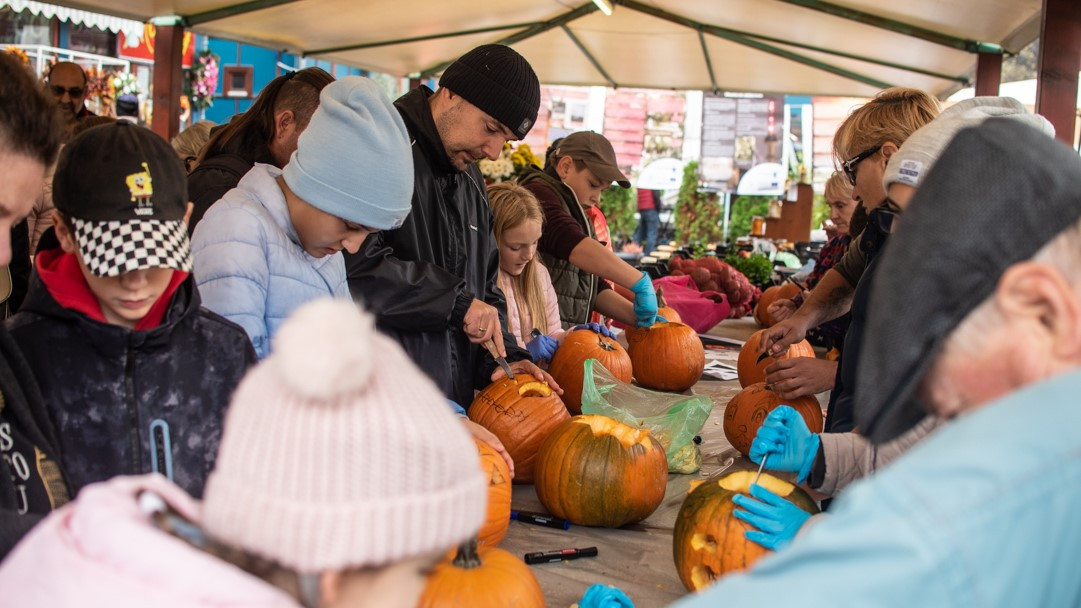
[191,163,349,358]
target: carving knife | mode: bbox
[752,455,767,487]
[483,339,514,379]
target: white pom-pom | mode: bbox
[271,299,375,400]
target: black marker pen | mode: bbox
[511,510,571,530]
[524,546,598,565]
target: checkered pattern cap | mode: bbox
[52,121,191,276]
[71,218,192,277]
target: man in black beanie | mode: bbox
[345,44,557,426]
[672,118,1081,607]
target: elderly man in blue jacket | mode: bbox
[674,119,1081,607]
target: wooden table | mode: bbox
[500,318,792,608]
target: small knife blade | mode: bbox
[483,339,514,379]
[751,456,767,488]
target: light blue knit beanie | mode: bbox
[283,76,413,230]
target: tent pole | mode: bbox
[151,21,184,141]
[560,24,616,88]
[184,0,300,26]
[772,0,1004,54]
[306,22,540,56]
[620,0,894,90]
[1035,0,1081,146]
[418,2,600,77]
[698,30,719,94]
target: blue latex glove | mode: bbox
[573,322,614,338]
[732,483,812,551]
[526,334,559,363]
[748,405,820,484]
[580,583,635,608]
[629,272,659,328]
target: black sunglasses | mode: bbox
[842,145,881,186]
[50,85,85,98]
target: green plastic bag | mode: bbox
[580,359,713,473]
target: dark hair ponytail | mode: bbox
[198,67,334,163]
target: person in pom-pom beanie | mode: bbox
[0,299,488,608]
[344,44,562,436]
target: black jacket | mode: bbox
[344,86,528,406]
[185,127,275,235]
[6,268,256,499]
[0,323,68,559]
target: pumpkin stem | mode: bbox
[451,538,482,569]
[657,287,667,308]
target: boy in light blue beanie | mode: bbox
[192,76,414,358]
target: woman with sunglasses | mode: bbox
[760,87,939,432]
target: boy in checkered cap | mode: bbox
[5,121,256,499]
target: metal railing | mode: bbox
[10,44,130,78]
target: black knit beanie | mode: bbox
[439,44,540,140]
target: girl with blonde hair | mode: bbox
[488,182,564,362]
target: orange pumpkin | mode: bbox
[736,329,816,388]
[418,538,545,608]
[753,283,800,327]
[468,377,569,484]
[625,321,705,392]
[534,415,668,527]
[723,382,823,457]
[474,440,511,547]
[547,329,632,414]
[656,287,683,323]
[673,471,819,591]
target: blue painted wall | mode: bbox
[198,36,372,125]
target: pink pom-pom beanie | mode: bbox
[201,299,486,574]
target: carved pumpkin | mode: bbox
[626,321,705,392]
[418,538,545,608]
[469,377,569,484]
[474,439,511,547]
[673,471,819,591]
[736,329,816,388]
[534,415,668,527]
[548,329,633,415]
[656,287,683,323]
[753,283,800,327]
[723,382,823,457]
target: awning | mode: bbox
[24,0,1044,99]
[1,0,144,40]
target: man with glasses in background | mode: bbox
[46,62,95,138]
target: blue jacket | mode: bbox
[672,370,1081,608]
[192,164,350,358]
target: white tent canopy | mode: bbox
[37,0,1043,98]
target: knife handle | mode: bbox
[482,339,501,359]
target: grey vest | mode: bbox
[517,166,597,327]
